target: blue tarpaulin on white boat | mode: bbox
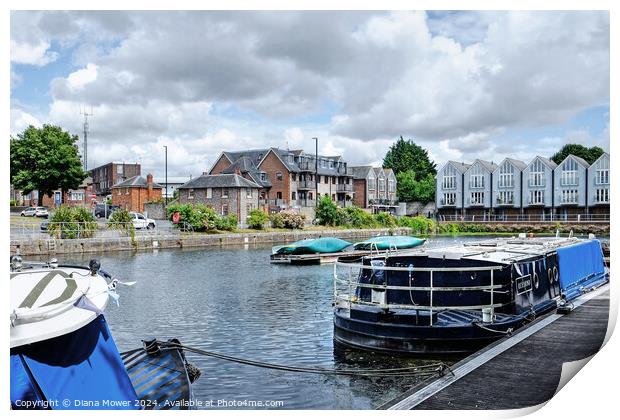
[10,315,138,410]
[556,240,605,292]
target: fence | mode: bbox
[437,214,610,223]
[10,221,175,240]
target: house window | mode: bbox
[188,189,195,199]
[222,188,229,198]
[388,180,395,192]
[125,188,130,195]
[221,204,229,216]
[292,191,296,200]
[469,164,485,189]
[561,189,578,204]
[247,204,253,214]
[442,165,457,190]
[206,188,212,199]
[379,179,385,191]
[117,189,121,196]
[443,193,456,205]
[497,191,514,205]
[368,175,375,190]
[260,172,267,181]
[70,192,84,201]
[277,192,282,200]
[332,177,336,184]
[560,158,578,186]
[276,172,283,181]
[292,173,296,181]
[596,155,610,184]
[498,161,514,188]
[246,188,252,198]
[309,192,313,200]
[529,190,545,204]
[470,192,484,205]
[529,160,545,187]
[117,164,123,175]
[596,188,609,203]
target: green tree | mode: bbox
[395,170,436,204]
[550,143,605,165]
[383,136,437,180]
[315,195,340,226]
[10,124,87,206]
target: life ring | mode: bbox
[533,272,540,289]
[548,268,553,284]
[553,266,559,283]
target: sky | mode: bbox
[9,10,610,178]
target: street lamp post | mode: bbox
[312,137,318,207]
[164,145,168,207]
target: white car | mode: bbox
[20,207,49,218]
[129,212,156,230]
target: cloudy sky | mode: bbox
[10,10,610,177]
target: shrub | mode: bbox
[280,210,306,229]
[315,195,340,226]
[374,212,397,228]
[10,199,17,206]
[107,208,136,242]
[269,212,285,229]
[437,222,460,234]
[247,209,269,229]
[48,205,98,239]
[398,215,436,234]
[338,206,376,228]
[166,203,238,232]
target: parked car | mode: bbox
[129,212,156,230]
[20,207,49,218]
[94,204,121,218]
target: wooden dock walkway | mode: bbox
[380,284,610,410]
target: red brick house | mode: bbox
[111,174,162,213]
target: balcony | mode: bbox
[440,199,457,207]
[292,199,316,208]
[560,177,579,187]
[369,198,398,207]
[336,183,353,193]
[298,161,314,171]
[259,199,289,207]
[297,180,316,190]
[528,180,546,188]
[337,166,353,175]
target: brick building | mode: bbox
[209,148,354,212]
[177,173,261,227]
[111,174,162,213]
[91,162,141,197]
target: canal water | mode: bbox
[49,235,602,409]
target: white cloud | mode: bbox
[66,64,98,91]
[10,39,59,66]
[10,109,42,136]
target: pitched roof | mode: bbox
[178,174,261,189]
[532,156,558,170]
[446,161,471,174]
[562,154,590,168]
[504,158,527,171]
[112,175,162,189]
[221,156,272,187]
[471,159,498,173]
[350,166,374,179]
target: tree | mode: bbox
[315,195,340,226]
[550,143,605,165]
[11,125,87,206]
[395,170,436,204]
[383,136,437,180]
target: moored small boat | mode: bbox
[10,257,199,410]
[333,236,609,354]
[352,235,426,251]
[272,237,352,255]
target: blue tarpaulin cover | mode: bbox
[556,240,605,292]
[10,315,138,410]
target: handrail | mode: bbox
[333,260,506,325]
[334,261,505,272]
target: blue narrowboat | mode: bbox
[333,236,609,354]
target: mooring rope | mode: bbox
[157,341,450,378]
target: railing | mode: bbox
[333,261,506,326]
[336,183,353,192]
[436,214,610,223]
[297,180,316,189]
[298,161,313,171]
[369,198,398,206]
[10,221,172,240]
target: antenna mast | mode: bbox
[80,105,94,171]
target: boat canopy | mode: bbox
[272,237,352,255]
[556,239,606,294]
[11,315,138,410]
[353,236,425,251]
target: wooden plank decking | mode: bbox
[380,284,610,410]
